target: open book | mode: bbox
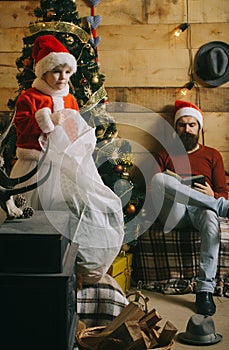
[165,169,206,187]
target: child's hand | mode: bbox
[51,112,65,125]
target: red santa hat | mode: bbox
[174,100,204,129]
[32,35,77,78]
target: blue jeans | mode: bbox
[151,173,229,293]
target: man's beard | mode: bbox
[179,132,199,151]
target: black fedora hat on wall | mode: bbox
[177,314,222,345]
[195,41,229,87]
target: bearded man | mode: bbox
[151,100,229,316]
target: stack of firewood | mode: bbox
[77,302,177,350]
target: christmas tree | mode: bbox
[5,0,146,246]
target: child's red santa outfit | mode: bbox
[11,35,124,283]
[13,35,78,155]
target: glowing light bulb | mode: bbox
[174,23,189,37]
[174,28,183,37]
[180,87,189,96]
[179,81,195,96]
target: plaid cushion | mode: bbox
[132,218,229,295]
[77,274,129,327]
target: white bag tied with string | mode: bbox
[38,109,124,283]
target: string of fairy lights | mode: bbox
[173,0,203,141]
[173,1,200,99]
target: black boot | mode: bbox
[196,292,216,316]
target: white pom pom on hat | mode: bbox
[174,100,204,129]
[32,35,77,78]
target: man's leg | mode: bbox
[151,173,229,218]
[188,208,220,315]
[151,173,221,315]
[151,173,189,232]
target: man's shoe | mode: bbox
[196,292,216,316]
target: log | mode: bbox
[158,320,178,347]
[140,308,162,328]
[109,321,143,347]
[127,330,151,350]
[101,302,145,334]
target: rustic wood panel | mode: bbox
[1,38,229,88]
[0,1,37,28]
[0,28,27,52]
[98,23,229,51]
[1,86,228,114]
[147,0,229,24]
[106,87,229,113]
[0,88,18,110]
[204,112,229,152]
[99,48,192,87]
[187,0,229,23]
[95,0,229,25]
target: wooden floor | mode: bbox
[74,290,229,350]
[140,290,229,350]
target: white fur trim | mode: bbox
[174,107,203,129]
[35,107,55,133]
[52,96,64,112]
[35,52,77,78]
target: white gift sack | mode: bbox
[38,109,124,283]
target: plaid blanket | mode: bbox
[77,274,129,327]
[132,218,229,296]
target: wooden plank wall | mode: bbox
[0,0,228,171]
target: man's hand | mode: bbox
[193,181,214,197]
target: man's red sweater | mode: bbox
[156,144,228,199]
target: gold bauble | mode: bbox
[91,74,99,84]
[126,204,136,215]
[65,35,75,45]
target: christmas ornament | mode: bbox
[89,36,101,47]
[85,43,91,49]
[91,74,99,84]
[14,194,27,208]
[121,167,130,180]
[126,203,136,214]
[87,0,102,6]
[115,164,123,173]
[80,77,88,85]
[22,57,32,67]
[22,206,34,218]
[47,10,56,19]
[86,15,102,29]
[84,85,92,98]
[64,34,75,45]
[121,153,134,166]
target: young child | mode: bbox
[11,34,79,207]
[10,35,124,283]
